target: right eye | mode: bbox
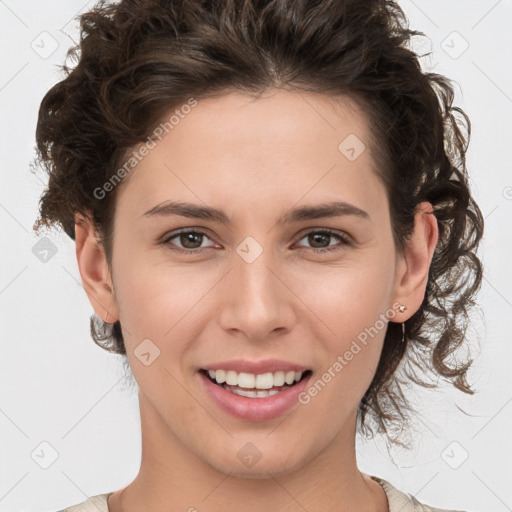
[161,228,217,253]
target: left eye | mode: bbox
[295,229,352,253]
[162,228,351,253]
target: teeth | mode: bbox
[206,369,305,389]
[226,370,238,386]
[273,371,285,386]
[228,387,281,398]
[240,372,256,388]
[285,371,296,385]
[255,372,273,389]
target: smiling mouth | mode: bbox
[200,369,313,398]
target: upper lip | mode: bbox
[200,358,310,374]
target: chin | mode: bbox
[204,449,309,480]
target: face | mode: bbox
[78,89,434,479]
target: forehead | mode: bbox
[114,89,387,221]
[159,89,373,158]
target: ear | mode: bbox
[74,212,119,323]
[391,201,439,320]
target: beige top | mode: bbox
[57,475,467,512]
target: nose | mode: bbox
[217,245,296,342]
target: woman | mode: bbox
[33,0,484,510]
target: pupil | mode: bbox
[310,233,329,248]
[182,233,202,248]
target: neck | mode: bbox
[108,394,388,512]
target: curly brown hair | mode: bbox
[33,0,484,447]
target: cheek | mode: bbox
[297,252,395,338]
[297,281,389,422]
[112,252,222,354]
[114,246,197,320]
[111,258,209,413]
[296,254,394,392]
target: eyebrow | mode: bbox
[140,200,370,224]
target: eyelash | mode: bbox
[161,228,353,254]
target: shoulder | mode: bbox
[56,493,111,512]
[369,475,469,512]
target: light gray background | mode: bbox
[1,1,511,511]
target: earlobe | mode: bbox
[74,213,119,323]
[392,201,439,320]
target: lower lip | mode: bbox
[199,371,312,421]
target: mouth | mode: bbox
[199,368,313,398]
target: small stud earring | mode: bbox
[398,304,407,313]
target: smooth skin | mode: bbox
[74,89,438,512]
